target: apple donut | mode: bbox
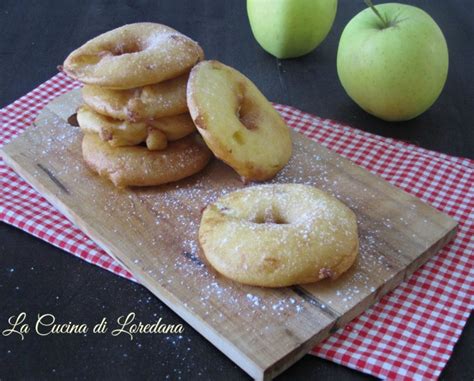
[82,73,188,121]
[187,60,292,182]
[77,105,196,150]
[82,133,212,187]
[63,23,204,89]
[199,184,359,287]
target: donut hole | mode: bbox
[73,45,134,66]
[110,41,142,56]
[253,208,288,225]
[235,83,259,131]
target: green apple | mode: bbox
[247,0,338,59]
[337,2,449,121]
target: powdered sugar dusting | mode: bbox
[21,95,431,334]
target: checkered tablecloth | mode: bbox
[1,73,473,380]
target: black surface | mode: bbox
[0,1,472,380]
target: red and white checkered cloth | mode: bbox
[1,73,473,380]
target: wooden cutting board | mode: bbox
[0,89,457,380]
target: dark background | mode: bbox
[0,0,472,380]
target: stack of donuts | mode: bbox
[61,24,360,289]
[62,23,211,187]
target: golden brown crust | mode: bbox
[149,113,196,141]
[63,23,204,89]
[77,105,196,150]
[82,133,212,187]
[82,73,189,121]
[199,184,359,287]
[187,60,292,182]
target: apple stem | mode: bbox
[364,0,389,28]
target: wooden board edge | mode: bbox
[0,147,266,380]
[0,98,461,380]
[262,222,458,380]
[0,132,461,380]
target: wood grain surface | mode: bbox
[0,89,457,380]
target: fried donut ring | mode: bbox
[63,23,204,89]
[77,105,196,150]
[199,184,359,287]
[82,73,188,121]
[82,133,212,187]
[187,60,292,182]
